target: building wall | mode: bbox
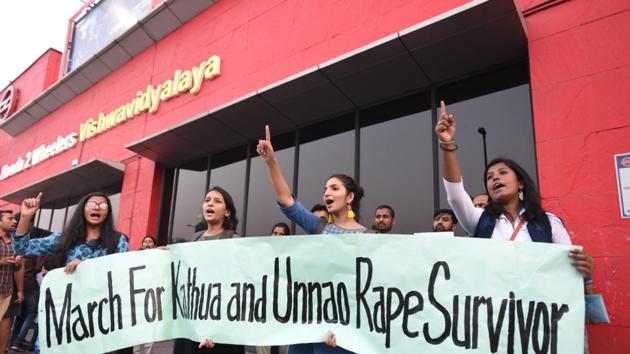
[519,0,630,352]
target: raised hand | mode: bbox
[21,192,43,218]
[434,100,456,143]
[256,125,276,164]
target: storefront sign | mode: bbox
[79,54,221,142]
[0,133,78,181]
[615,153,630,218]
[0,54,220,181]
[0,85,18,121]
[40,234,584,354]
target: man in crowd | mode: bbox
[0,210,24,354]
[372,205,395,234]
[310,204,329,222]
[472,193,489,209]
[9,212,49,353]
[432,208,458,232]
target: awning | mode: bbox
[127,0,527,166]
[0,158,125,206]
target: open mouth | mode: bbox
[205,208,215,216]
[89,212,102,220]
[492,182,506,191]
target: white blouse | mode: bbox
[443,178,572,245]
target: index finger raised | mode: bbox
[35,192,43,200]
[265,125,271,141]
[440,100,447,116]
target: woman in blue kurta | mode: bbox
[256,125,364,354]
[13,192,129,354]
[13,192,128,274]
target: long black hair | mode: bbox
[328,174,364,218]
[207,186,238,231]
[484,158,550,228]
[52,192,119,267]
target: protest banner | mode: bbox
[39,234,584,353]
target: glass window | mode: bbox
[209,149,247,235]
[297,119,355,234]
[49,203,67,233]
[246,144,295,237]
[37,209,52,230]
[360,108,434,234]
[170,159,208,243]
[108,192,121,225]
[33,209,40,228]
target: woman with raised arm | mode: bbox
[257,125,362,354]
[14,192,131,354]
[435,101,593,275]
[13,192,128,274]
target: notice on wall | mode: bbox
[615,153,630,218]
[39,234,585,354]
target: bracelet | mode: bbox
[439,143,458,152]
[583,276,594,285]
[438,139,455,145]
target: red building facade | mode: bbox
[0,0,628,352]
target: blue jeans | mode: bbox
[10,290,38,344]
[288,344,355,354]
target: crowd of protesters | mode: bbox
[0,101,597,354]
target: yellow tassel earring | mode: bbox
[347,205,356,219]
[328,214,334,224]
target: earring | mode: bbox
[518,189,524,201]
[347,205,356,219]
[327,214,334,224]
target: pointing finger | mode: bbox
[265,125,271,142]
[36,192,43,200]
[440,100,447,117]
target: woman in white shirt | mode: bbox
[434,100,593,276]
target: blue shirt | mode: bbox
[12,232,128,266]
[280,200,366,234]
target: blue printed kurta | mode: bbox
[12,232,128,265]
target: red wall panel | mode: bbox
[524,0,630,352]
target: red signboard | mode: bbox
[0,85,18,121]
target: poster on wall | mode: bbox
[68,0,151,71]
[614,152,630,218]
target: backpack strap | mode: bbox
[526,216,552,243]
[473,210,495,238]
